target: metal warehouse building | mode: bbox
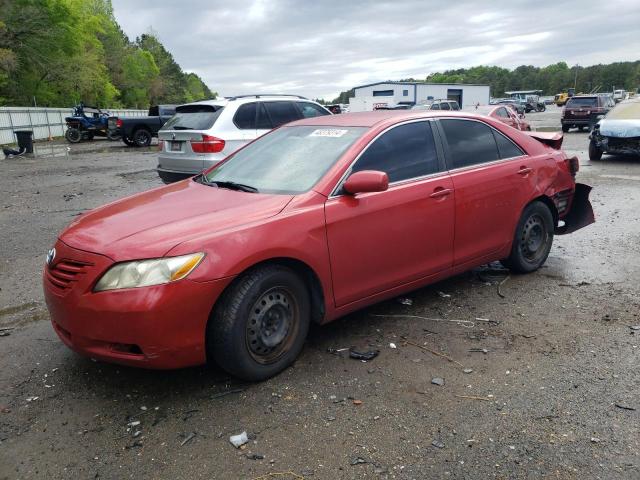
[349,81,491,112]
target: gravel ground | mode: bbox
[1,109,640,480]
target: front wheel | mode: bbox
[132,129,152,147]
[589,139,603,161]
[207,265,310,381]
[537,104,546,112]
[64,128,81,143]
[501,201,554,273]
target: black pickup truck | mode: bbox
[108,105,177,147]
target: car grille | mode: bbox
[46,259,93,292]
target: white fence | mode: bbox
[0,107,147,145]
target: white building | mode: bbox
[349,81,491,112]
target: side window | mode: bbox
[351,121,440,183]
[430,103,440,110]
[233,102,257,129]
[256,103,272,129]
[450,102,460,111]
[265,101,300,127]
[440,102,451,111]
[493,131,525,159]
[440,119,500,169]
[297,102,329,118]
[496,107,509,118]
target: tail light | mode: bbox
[565,156,579,176]
[191,135,225,153]
[116,119,123,128]
[158,140,164,151]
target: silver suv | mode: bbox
[157,95,331,183]
[411,99,460,111]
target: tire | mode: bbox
[561,125,570,132]
[132,128,152,147]
[207,265,311,381]
[578,126,586,132]
[122,136,135,147]
[64,128,81,143]
[588,140,603,161]
[501,201,554,274]
[537,104,546,112]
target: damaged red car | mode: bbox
[43,111,594,380]
[464,104,531,131]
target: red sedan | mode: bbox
[44,111,594,380]
[465,105,531,131]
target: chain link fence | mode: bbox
[0,107,147,145]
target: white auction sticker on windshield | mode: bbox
[309,129,348,138]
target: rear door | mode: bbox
[437,118,537,265]
[325,120,455,306]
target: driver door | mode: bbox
[324,120,455,307]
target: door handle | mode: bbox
[517,166,532,175]
[430,187,452,199]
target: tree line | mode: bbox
[0,0,216,108]
[331,61,640,103]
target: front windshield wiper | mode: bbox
[195,175,258,193]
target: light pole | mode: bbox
[573,64,579,90]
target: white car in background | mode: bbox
[157,95,331,183]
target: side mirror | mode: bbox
[343,170,389,195]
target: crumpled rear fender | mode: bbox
[555,183,595,235]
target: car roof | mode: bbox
[176,96,319,109]
[569,95,597,99]
[288,110,483,128]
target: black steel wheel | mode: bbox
[64,128,81,143]
[132,128,152,147]
[207,265,310,381]
[501,201,554,273]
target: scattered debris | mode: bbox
[404,340,464,368]
[497,275,511,298]
[124,441,143,450]
[469,348,490,354]
[127,420,141,427]
[180,432,196,446]
[350,456,368,465]
[349,348,379,361]
[26,396,39,402]
[431,377,445,386]
[211,389,245,399]
[371,314,499,329]
[246,453,265,460]
[352,400,363,406]
[463,368,474,374]
[389,343,397,349]
[0,327,13,337]
[251,472,304,480]
[614,403,636,411]
[132,430,142,438]
[327,347,350,356]
[396,297,413,305]
[590,437,600,443]
[230,431,249,448]
[629,325,640,331]
[432,440,445,449]
[455,395,492,402]
[437,291,451,298]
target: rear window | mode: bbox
[567,97,597,108]
[161,104,224,131]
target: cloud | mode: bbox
[111,0,640,100]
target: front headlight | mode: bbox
[94,253,205,292]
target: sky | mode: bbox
[112,0,640,100]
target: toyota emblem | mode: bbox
[46,248,56,266]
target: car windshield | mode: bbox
[162,104,224,131]
[203,125,366,194]
[567,97,597,107]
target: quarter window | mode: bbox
[234,102,257,129]
[496,107,509,118]
[256,103,272,129]
[264,101,300,127]
[493,131,525,159]
[351,121,440,183]
[440,119,500,169]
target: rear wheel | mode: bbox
[501,201,554,273]
[561,124,570,132]
[207,265,310,381]
[107,130,121,141]
[132,128,152,147]
[588,139,603,161]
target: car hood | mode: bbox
[599,118,640,138]
[60,180,293,261]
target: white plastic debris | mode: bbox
[229,431,249,448]
[437,291,451,298]
[389,343,397,349]
[127,420,141,427]
[26,396,39,402]
[396,297,413,305]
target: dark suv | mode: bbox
[562,95,615,132]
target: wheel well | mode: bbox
[133,125,151,134]
[213,258,326,325]
[531,195,558,226]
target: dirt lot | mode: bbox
[1,109,640,479]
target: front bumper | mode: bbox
[43,240,232,369]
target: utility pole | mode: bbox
[573,64,579,90]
